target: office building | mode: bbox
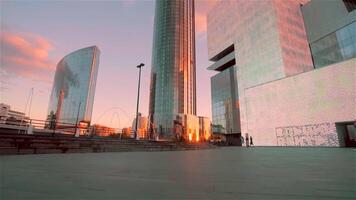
[90,124,116,137]
[207,0,355,146]
[149,0,196,139]
[176,114,199,142]
[208,0,314,138]
[122,127,132,138]
[210,65,240,135]
[132,113,148,139]
[47,46,100,126]
[0,103,30,124]
[198,116,211,141]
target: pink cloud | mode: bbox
[195,0,219,36]
[0,30,56,82]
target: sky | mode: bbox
[0,0,218,129]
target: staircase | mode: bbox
[0,132,216,155]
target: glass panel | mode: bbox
[211,65,240,134]
[149,0,196,138]
[310,21,356,68]
[47,46,99,125]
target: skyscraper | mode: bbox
[47,46,100,126]
[149,0,196,139]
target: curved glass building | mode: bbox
[47,46,100,125]
[149,0,196,139]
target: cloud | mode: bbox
[0,30,56,83]
[195,0,219,36]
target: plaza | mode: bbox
[1,147,355,199]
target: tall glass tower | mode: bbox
[47,46,100,125]
[149,0,196,139]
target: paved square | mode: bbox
[0,147,355,199]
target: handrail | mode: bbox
[0,118,123,136]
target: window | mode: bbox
[310,21,356,68]
[343,0,356,12]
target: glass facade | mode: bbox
[310,21,356,68]
[211,66,240,134]
[149,0,196,138]
[207,0,314,135]
[343,0,356,12]
[47,46,100,125]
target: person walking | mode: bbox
[245,134,249,147]
[250,136,253,147]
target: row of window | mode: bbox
[311,21,356,68]
[48,49,97,124]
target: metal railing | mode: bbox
[0,118,124,138]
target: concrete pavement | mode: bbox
[0,147,355,199]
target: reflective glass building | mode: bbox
[211,65,240,134]
[149,0,196,138]
[47,46,100,125]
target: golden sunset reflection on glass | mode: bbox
[0,0,355,199]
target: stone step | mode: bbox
[0,147,18,155]
[0,141,16,147]
[0,133,216,155]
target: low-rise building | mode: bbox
[0,103,30,125]
[132,113,148,139]
[122,127,132,138]
[174,114,200,142]
[90,124,116,137]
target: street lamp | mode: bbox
[134,63,144,140]
[74,101,82,137]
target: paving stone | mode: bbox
[0,147,354,199]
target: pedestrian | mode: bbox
[250,136,253,147]
[245,134,249,147]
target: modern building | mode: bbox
[90,124,116,137]
[175,114,199,142]
[47,46,100,127]
[122,127,132,138]
[198,116,211,141]
[149,0,196,139]
[132,113,148,139]
[210,65,240,135]
[207,0,355,147]
[171,114,211,142]
[0,103,30,124]
[208,0,314,140]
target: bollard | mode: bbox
[75,129,80,137]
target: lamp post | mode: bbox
[74,101,82,137]
[134,63,144,140]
